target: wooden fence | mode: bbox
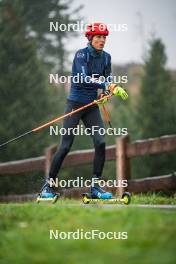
[0,134,176,202]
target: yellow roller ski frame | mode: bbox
[82,192,131,205]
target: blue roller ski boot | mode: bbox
[36,178,58,203]
[91,179,113,199]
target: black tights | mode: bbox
[49,100,105,180]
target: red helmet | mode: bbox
[85,22,109,40]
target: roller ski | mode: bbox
[82,182,131,205]
[36,179,59,203]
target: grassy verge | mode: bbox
[0,199,176,264]
[131,193,176,205]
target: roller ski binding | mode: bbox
[36,178,58,203]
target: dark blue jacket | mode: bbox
[67,45,112,104]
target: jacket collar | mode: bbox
[87,43,103,58]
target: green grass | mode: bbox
[131,193,176,205]
[0,196,176,264]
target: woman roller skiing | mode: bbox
[38,22,128,202]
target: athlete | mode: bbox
[39,22,128,201]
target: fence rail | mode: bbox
[0,156,45,174]
[127,134,176,157]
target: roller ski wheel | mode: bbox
[82,193,91,204]
[121,192,131,205]
[36,194,59,204]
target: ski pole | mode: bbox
[0,92,113,148]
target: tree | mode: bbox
[133,38,176,178]
[22,0,83,74]
[0,0,56,162]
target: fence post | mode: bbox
[116,135,131,196]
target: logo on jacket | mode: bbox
[77,52,85,58]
